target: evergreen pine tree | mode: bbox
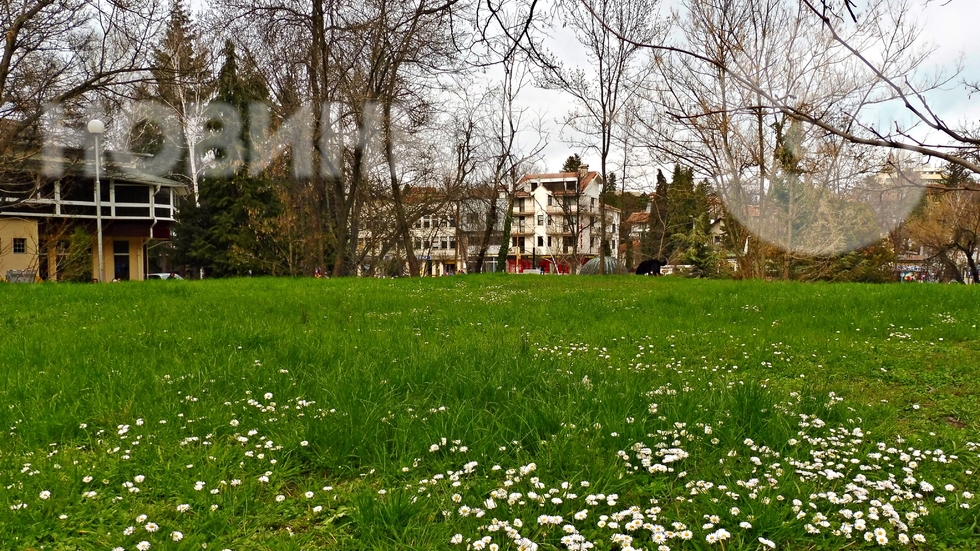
[561,154,582,173]
[673,214,722,277]
[769,119,807,279]
[173,41,282,277]
[152,0,207,109]
[604,172,618,205]
[643,169,671,260]
[666,164,696,236]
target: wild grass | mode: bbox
[0,275,978,550]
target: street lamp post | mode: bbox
[88,119,106,282]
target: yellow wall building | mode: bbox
[0,218,40,280]
[1,149,185,282]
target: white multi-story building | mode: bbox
[510,166,619,273]
[356,188,506,276]
[355,166,621,275]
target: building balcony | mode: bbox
[1,174,181,223]
[546,205,577,215]
[414,248,458,259]
[546,225,574,236]
[429,250,457,260]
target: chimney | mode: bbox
[578,164,589,178]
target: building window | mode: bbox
[512,237,517,247]
[113,240,130,281]
[449,239,456,249]
[441,237,448,249]
[13,238,26,254]
[537,236,544,247]
[547,195,553,206]
[547,236,552,247]
[115,185,149,204]
[537,215,544,226]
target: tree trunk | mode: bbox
[383,101,420,277]
[497,190,515,272]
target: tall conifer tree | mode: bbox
[174,42,282,277]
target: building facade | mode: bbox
[0,149,185,282]
[354,167,621,275]
[511,167,619,273]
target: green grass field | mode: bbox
[1,276,978,550]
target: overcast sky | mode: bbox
[913,0,980,121]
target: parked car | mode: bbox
[147,273,183,280]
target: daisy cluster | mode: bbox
[433,383,978,551]
[455,284,521,305]
[0,373,345,550]
[2,304,977,550]
[441,458,719,551]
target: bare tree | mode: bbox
[472,0,977,279]
[542,0,660,274]
[479,60,547,274]
[1,0,166,208]
[550,166,586,273]
[585,0,978,177]
[796,0,980,174]
[632,0,935,278]
[209,0,470,276]
[637,0,784,275]
[906,164,980,283]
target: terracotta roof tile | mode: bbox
[626,212,650,224]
